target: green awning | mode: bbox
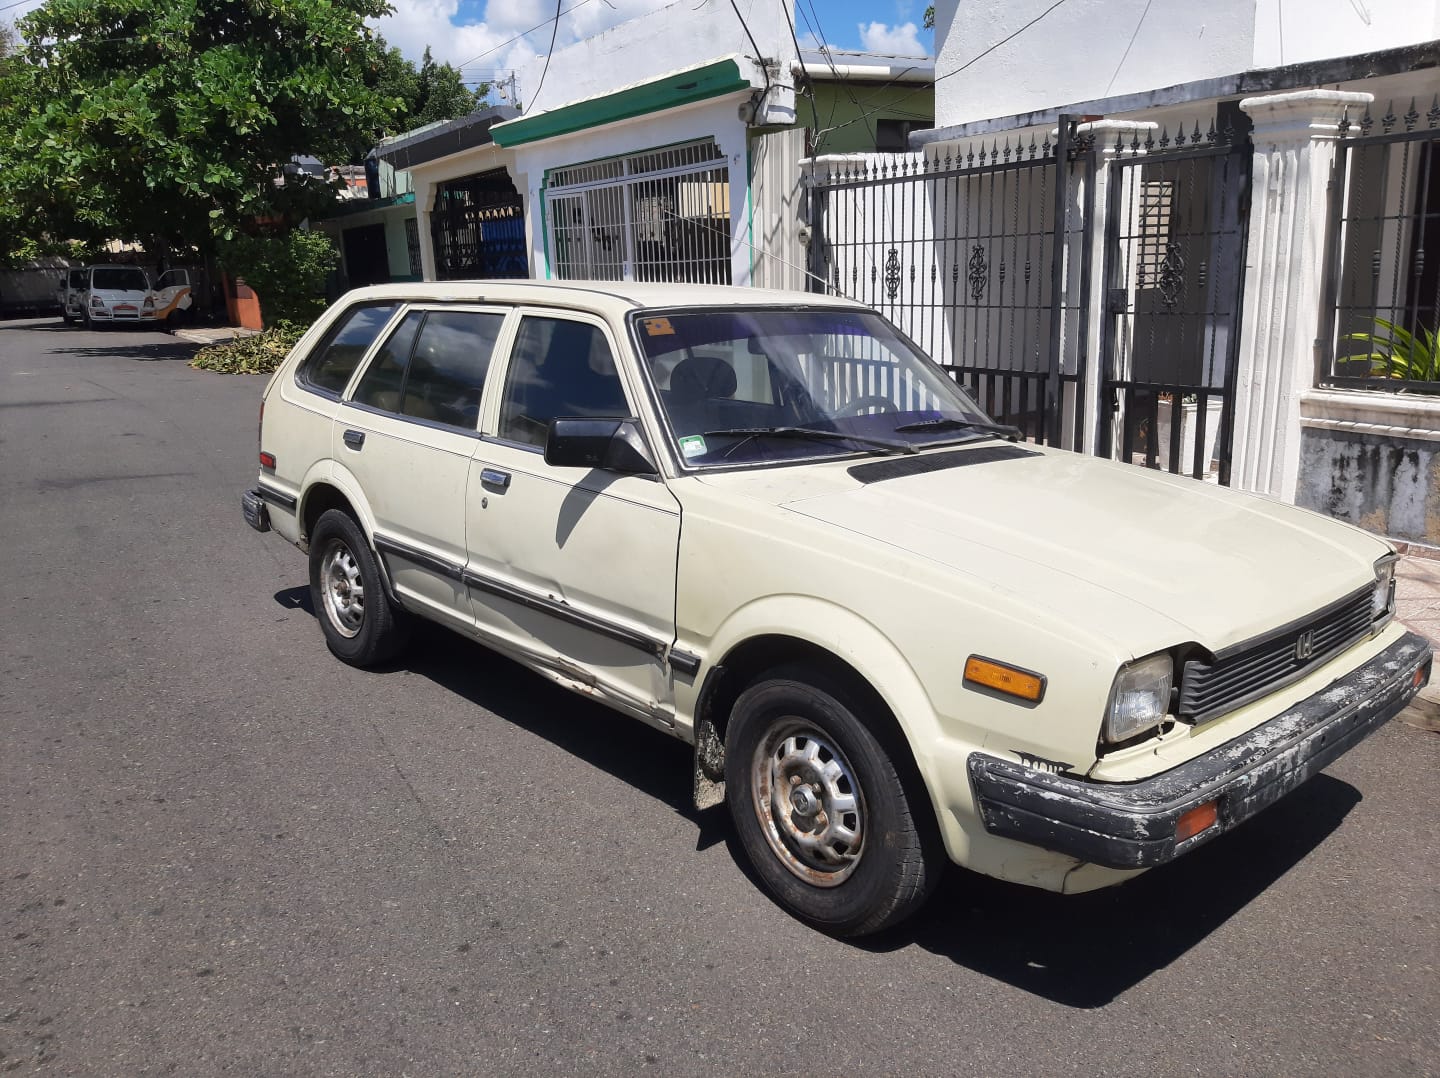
[491,58,752,148]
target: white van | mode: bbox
[58,265,193,328]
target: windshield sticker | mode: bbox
[642,317,676,336]
[679,435,707,458]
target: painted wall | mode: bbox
[807,84,935,155]
[314,201,419,282]
[931,0,1440,128]
[517,0,795,117]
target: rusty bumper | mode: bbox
[967,631,1432,870]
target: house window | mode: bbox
[874,119,933,153]
[1324,129,1440,390]
[405,218,421,278]
[545,139,732,284]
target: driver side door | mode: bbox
[464,311,682,724]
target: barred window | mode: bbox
[546,139,732,285]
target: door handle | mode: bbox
[343,429,365,450]
[480,467,511,489]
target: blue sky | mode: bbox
[366,0,935,91]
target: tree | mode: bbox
[0,0,403,256]
[924,5,935,30]
[368,40,487,136]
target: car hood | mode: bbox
[697,445,1388,654]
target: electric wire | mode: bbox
[528,0,564,113]
[727,0,771,105]
[778,0,820,139]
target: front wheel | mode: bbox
[307,509,410,667]
[725,671,941,936]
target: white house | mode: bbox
[805,1,1440,542]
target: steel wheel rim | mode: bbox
[751,719,866,887]
[320,539,365,639]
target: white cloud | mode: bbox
[856,20,927,57]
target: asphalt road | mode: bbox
[1,316,1437,1077]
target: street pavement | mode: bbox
[1,316,1437,1077]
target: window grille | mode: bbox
[546,139,732,284]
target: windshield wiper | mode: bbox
[704,426,918,460]
[891,416,1021,441]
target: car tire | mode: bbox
[307,508,410,667]
[725,669,941,936]
[61,309,73,325]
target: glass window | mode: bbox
[498,318,628,447]
[401,311,504,429]
[351,312,422,413]
[91,267,149,290]
[299,302,399,396]
[635,307,995,466]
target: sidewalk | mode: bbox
[173,325,259,346]
[1394,549,1440,731]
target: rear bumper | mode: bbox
[967,631,1431,870]
[241,488,271,533]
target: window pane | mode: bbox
[351,312,422,413]
[302,303,399,395]
[402,311,504,430]
[499,318,628,447]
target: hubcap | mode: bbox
[752,721,865,887]
[320,540,365,638]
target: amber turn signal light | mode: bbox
[1175,801,1218,843]
[964,656,1046,703]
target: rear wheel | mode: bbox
[725,669,941,936]
[307,509,410,667]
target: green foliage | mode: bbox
[924,5,935,29]
[0,0,402,254]
[1342,317,1440,387]
[190,320,306,375]
[218,229,338,325]
[370,41,485,136]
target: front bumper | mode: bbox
[967,631,1431,870]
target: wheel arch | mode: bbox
[692,600,948,841]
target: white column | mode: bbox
[1231,89,1372,499]
[416,180,438,282]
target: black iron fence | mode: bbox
[1098,120,1251,483]
[807,123,1095,450]
[1320,97,1440,394]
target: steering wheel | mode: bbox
[835,394,899,419]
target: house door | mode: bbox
[343,223,391,288]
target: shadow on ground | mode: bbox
[52,339,200,362]
[273,584,1364,1009]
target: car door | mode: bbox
[151,269,192,321]
[337,305,507,632]
[465,311,682,719]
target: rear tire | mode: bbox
[725,669,941,936]
[307,509,410,667]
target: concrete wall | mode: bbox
[1298,427,1440,542]
[519,0,795,117]
[931,0,1440,128]
[808,84,935,155]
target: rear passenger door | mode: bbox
[464,312,682,720]
[336,306,506,631]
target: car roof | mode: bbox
[335,279,868,319]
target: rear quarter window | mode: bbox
[297,302,400,397]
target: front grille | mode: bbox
[1178,586,1377,724]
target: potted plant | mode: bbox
[1340,316,1440,388]
[1153,392,1222,478]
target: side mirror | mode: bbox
[545,417,658,476]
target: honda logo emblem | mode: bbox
[1295,630,1317,662]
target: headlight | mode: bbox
[1103,653,1173,744]
[1372,554,1397,624]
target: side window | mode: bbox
[402,311,504,429]
[298,302,399,396]
[351,311,423,413]
[498,317,628,447]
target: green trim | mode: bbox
[539,171,553,279]
[492,58,751,148]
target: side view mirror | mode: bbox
[545,417,658,476]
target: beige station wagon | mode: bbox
[242,280,1431,936]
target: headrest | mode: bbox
[670,355,738,401]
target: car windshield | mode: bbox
[634,307,1002,467]
[91,267,149,291]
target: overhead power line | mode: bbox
[527,0,563,113]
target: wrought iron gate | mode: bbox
[808,122,1096,450]
[431,168,529,280]
[1098,122,1251,483]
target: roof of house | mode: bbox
[375,106,521,171]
